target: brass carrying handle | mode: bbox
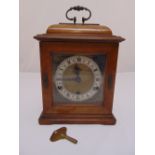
[65,6,92,24]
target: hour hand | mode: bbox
[74,64,81,76]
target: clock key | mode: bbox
[50,127,78,144]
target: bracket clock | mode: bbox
[34,6,125,125]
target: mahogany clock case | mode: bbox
[34,23,125,125]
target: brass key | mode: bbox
[50,127,78,144]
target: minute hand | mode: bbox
[74,65,81,83]
[74,64,81,76]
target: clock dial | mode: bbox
[54,56,102,102]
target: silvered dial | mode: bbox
[54,56,102,102]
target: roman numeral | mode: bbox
[67,60,71,64]
[93,68,98,72]
[76,91,80,95]
[58,67,63,71]
[66,93,70,97]
[77,57,81,62]
[96,78,100,81]
[57,86,63,90]
[93,86,99,90]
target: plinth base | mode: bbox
[39,112,116,125]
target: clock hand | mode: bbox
[56,77,81,83]
[74,76,81,83]
[56,65,82,83]
[74,64,81,76]
[73,64,82,83]
[56,77,76,81]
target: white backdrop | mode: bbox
[19,0,134,73]
[19,1,135,154]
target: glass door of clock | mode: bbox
[52,53,107,105]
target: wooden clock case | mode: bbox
[34,23,125,125]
